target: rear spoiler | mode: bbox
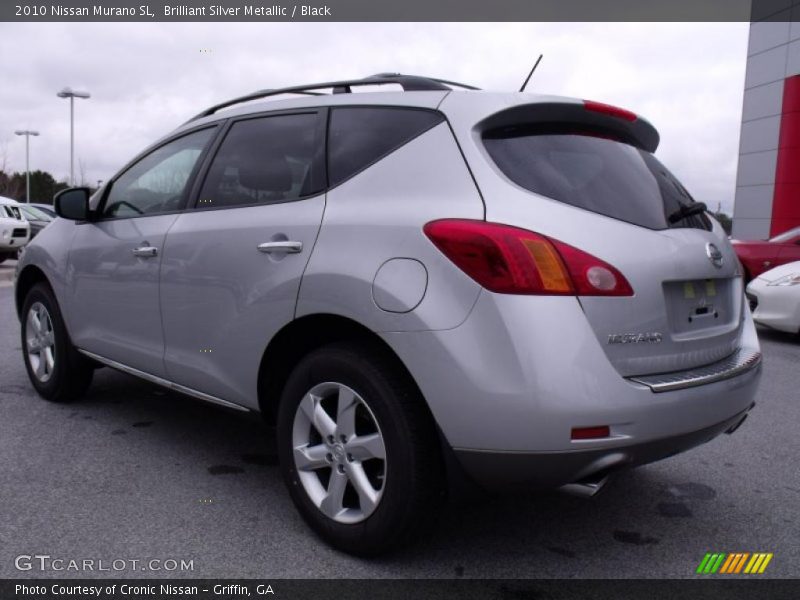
[476,101,660,153]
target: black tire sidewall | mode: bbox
[20,283,88,402]
[277,344,434,555]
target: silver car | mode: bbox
[15,74,762,555]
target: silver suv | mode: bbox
[15,74,762,555]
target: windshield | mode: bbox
[20,205,51,221]
[769,226,800,243]
[483,128,711,231]
[32,204,57,217]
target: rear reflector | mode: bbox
[583,100,637,123]
[423,219,633,296]
[571,426,611,440]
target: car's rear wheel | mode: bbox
[277,342,444,556]
[21,283,93,402]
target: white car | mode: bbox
[0,195,31,263]
[746,261,800,334]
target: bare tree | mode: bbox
[77,158,89,187]
[0,141,23,199]
[0,141,9,173]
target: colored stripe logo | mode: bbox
[696,552,773,574]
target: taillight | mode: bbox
[549,238,633,296]
[583,99,637,122]
[423,219,633,297]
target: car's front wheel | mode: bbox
[277,342,444,556]
[21,283,94,402]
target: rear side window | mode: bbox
[328,107,444,187]
[483,128,710,231]
[198,112,323,209]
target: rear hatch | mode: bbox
[473,100,743,377]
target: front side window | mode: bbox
[197,113,322,209]
[4,205,22,219]
[102,128,215,218]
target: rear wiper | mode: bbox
[668,202,707,224]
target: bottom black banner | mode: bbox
[2,579,800,600]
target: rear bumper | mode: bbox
[627,347,761,392]
[383,290,763,464]
[454,405,752,489]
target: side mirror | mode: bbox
[54,188,90,220]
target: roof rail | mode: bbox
[187,73,480,122]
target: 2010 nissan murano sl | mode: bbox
[15,74,762,555]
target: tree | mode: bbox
[712,211,733,236]
[0,171,23,200]
[29,170,69,204]
[0,143,23,199]
[0,169,69,204]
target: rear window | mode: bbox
[483,127,710,231]
[328,107,444,187]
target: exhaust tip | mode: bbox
[559,473,611,498]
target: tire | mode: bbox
[21,282,93,403]
[277,341,444,556]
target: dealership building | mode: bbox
[733,10,800,240]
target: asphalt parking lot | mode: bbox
[1,274,799,579]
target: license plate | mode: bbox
[683,280,716,299]
[665,278,732,334]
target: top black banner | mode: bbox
[3,0,800,22]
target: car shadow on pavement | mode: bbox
[755,325,800,346]
[37,365,745,577]
[81,367,277,465]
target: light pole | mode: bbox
[14,130,40,203]
[56,87,90,186]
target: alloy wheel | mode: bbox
[291,382,387,524]
[26,301,56,383]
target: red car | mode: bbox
[733,226,800,282]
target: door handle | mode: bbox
[257,241,303,254]
[132,246,158,258]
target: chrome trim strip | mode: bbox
[628,348,762,393]
[78,349,251,412]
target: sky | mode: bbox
[0,22,749,213]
